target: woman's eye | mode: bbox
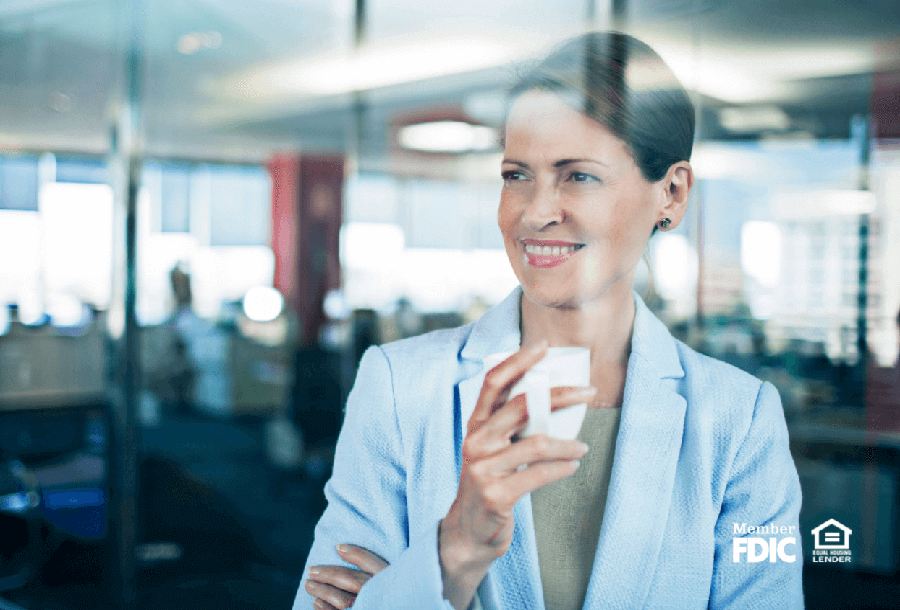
[501,170,527,182]
[569,171,599,183]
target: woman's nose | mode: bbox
[521,185,565,231]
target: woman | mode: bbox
[295,32,803,610]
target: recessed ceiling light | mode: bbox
[398,121,498,153]
[178,31,222,55]
[48,91,74,113]
[719,106,791,132]
[235,33,542,97]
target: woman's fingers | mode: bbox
[465,393,527,456]
[304,579,356,609]
[312,598,339,610]
[482,433,587,476]
[336,544,389,575]
[304,546,387,609]
[468,342,548,432]
[550,385,598,412]
[306,565,370,596]
[504,454,583,495]
[474,385,597,444]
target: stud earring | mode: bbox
[659,218,672,230]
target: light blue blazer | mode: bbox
[293,288,804,609]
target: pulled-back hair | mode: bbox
[508,31,695,183]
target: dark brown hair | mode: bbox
[508,31,695,183]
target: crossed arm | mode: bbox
[304,544,388,610]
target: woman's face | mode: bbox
[499,90,665,310]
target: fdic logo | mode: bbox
[811,519,853,563]
[732,523,797,563]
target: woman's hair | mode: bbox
[507,31,695,183]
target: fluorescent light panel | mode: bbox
[239,33,540,98]
[398,121,498,153]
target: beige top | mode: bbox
[530,407,622,610]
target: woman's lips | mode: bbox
[522,240,584,268]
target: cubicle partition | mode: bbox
[0,319,111,599]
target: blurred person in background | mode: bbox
[148,263,197,414]
[396,297,423,339]
[297,31,802,610]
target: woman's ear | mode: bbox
[657,161,694,230]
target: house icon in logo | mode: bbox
[812,519,852,550]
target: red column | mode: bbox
[872,70,900,139]
[269,155,300,308]
[268,154,344,347]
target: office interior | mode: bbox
[0,0,899,608]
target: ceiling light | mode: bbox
[48,91,74,113]
[653,42,874,103]
[178,31,222,55]
[237,33,540,97]
[399,121,498,153]
[652,43,785,103]
[719,106,791,132]
[690,144,781,180]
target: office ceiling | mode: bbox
[0,0,898,166]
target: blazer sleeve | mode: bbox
[708,381,805,609]
[292,346,455,610]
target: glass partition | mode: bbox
[1,1,898,608]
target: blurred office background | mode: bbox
[0,0,899,608]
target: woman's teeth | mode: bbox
[524,244,579,256]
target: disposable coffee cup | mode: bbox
[483,347,591,440]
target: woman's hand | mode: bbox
[439,342,594,609]
[304,544,389,609]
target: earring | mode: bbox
[659,218,672,230]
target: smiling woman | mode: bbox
[498,90,690,311]
[295,31,803,610]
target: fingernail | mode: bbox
[314,599,327,610]
[305,579,318,591]
[308,566,321,576]
[570,460,581,469]
[576,441,589,453]
[579,387,598,396]
[337,543,350,554]
[530,340,548,354]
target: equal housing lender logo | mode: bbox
[811,519,853,564]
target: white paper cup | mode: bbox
[483,347,591,440]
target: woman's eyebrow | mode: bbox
[553,158,610,168]
[501,159,529,168]
[501,158,611,169]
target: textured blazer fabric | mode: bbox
[293,287,804,610]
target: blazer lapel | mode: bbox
[583,295,687,609]
[457,287,522,443]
